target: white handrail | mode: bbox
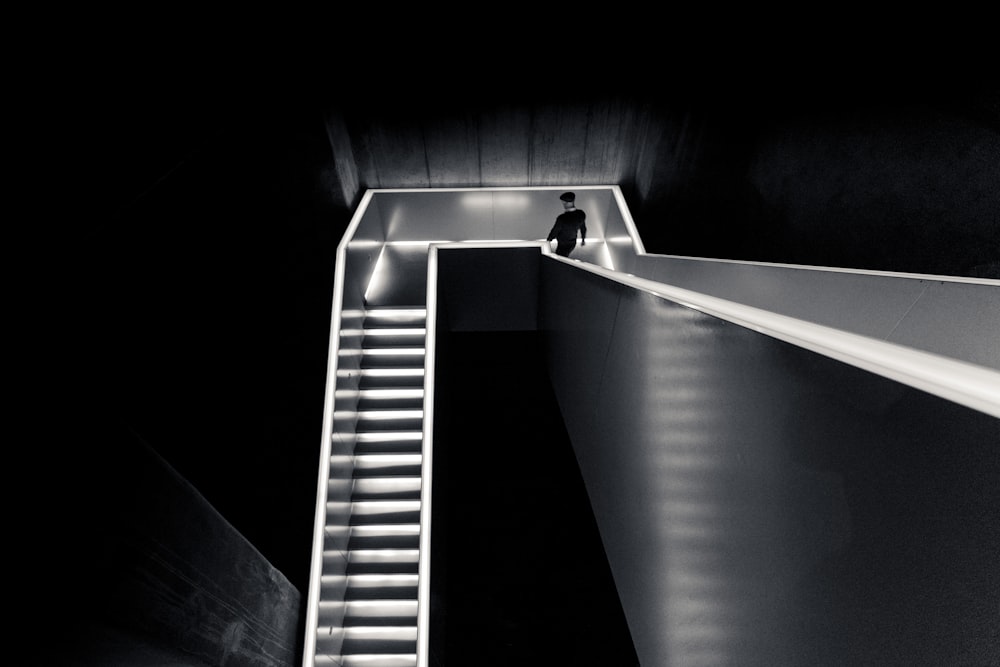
[546,252,1000,419]
[414,247,439,667]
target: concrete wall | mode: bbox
[36,422,301,666]
[323,90,998,279]
[540,257,1000,667]
[332,97,646,192]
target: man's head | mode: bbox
[560,191,576,209]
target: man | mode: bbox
[547,191,587,257]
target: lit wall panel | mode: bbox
[540,264,622,439]
[603,197,638,274]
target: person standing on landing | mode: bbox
[547,191,587,257]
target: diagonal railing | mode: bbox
[304,186,1000,667]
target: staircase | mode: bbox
[316,306,428,667]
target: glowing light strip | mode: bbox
[355,410,424,420]
[351,500,421,512]
[350,524,420,535]
[362,328,428,336]
[611,186,647,256]
[362,348,426,356]
[358,368,425,377]
[359,389,424,399]
[371,185,613,194]
[348,549,421,560]
[344,573,419,584]
[385,240,451,247]
[355,432,423,441]
[337,368,426,380]
[416,247,440,667]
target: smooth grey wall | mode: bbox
[540,258,1000,667]
[632,255,1000,370]
[363,189,999,370]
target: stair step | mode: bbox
[361,323,426,332]
[316,598,418,625]
[343,599,418,624]
[357,388,424,410]
[356,367,425,388]
[344,567,419,582]
[347,549,420,575]
[350,500,421,525]
[356,410,424,432]
[349,524,420,550]
[351,476,421,500]
[364,308,427,329]
[338,415,418,438]
[332,505,421,527]
[354,432,422,454]
[354,454,422,477]
[362,328,427,349]
[315,655,417,667]
[341,626,417,654]
[346,574,419,600]
[361,348,426,369]
[346,561,419,576]
[320,572,418,598]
